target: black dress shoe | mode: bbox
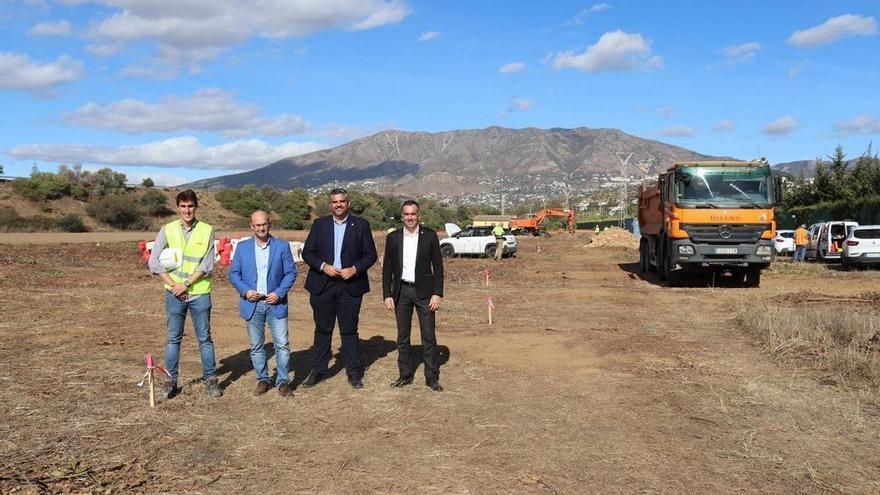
[348,376,364,389]
[390,376,413,387]
[302,372,324,388]
[426,379,443,392]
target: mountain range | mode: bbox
[185,126,741,195]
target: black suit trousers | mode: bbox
[310,280,363,378]
[395,285,439,381]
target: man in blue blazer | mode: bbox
[301,188,378,389]
[229,210,297,397]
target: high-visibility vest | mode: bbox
[493,225,505,238]
[794,228,808,246]
[163,219,213,294]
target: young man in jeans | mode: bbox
[229,210,297,397]
[148,189,222,399]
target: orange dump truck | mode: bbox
[637,161,782,286]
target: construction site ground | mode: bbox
[1,232,879,494]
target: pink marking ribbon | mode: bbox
[479,269,490,285]
[137,353,171,387]
[487,294,495,310]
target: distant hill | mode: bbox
[185,126,736,195]
[773,160,816,178]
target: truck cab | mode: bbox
[638,161,781,286]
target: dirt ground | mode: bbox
[1,233,880,494]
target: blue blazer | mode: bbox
[302,214,377,297]
[229,236,297,320]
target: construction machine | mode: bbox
[638,160,782,287]
[510,208,575,236]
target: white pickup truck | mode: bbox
[439,223,517,258]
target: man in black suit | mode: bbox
[382,200,445,392]
[301,188,378,389]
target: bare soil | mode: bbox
[1,234,880,494]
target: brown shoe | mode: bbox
[254,380,271,396]
[278,382,292,397]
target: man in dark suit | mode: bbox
[301,188,378,389]
[382,200,445,391]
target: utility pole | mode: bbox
[31,161,38,175]
[500,193,505,215]
[612,152,633,228]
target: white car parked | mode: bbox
[842,225,880,269]
[773,229,795,255]
[440,223,517,258]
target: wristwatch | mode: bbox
[183,280,191,288]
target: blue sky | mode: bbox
[1,0,878,185]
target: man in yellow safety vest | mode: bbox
[148,189,221,400]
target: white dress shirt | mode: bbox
[402,228,418,283]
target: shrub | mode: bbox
[141,177,155,188]
[0,208,56,232]
[56,213,87,232]
[12,173,70,202]
[86,195,147,230]
[70,183,90,201]
[139,189,173,216]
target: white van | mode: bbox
[805,221,859,261]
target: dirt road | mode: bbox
[1,235,879,493]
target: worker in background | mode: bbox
[493,224,505,261]
[793,224,809,262]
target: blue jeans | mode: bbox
[794,245,807,262]
[165,292,217,382]
[246,301,290,386]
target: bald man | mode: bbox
[229,211,297,397]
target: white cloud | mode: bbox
[29,20,72,36]
[720,42,760,64]
[84,0,410,68]
[658,125,695,137]
[567,3,610,25]
[788,14,877,47]
[8,137,325,170]
[712,119,734,132]
[418,31,440,42]
[124,171,190,187]
[117,64,178,80]
[62,89,311,136]
[498,62,525,74]
[657,106,675,118]
[833,115,880,135]
[551,30,663,73]
[0,52,85,91]
[499,97,532,118]
[85,43,121,57]
[761,116,800,136]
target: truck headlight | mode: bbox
[756,246,772,256]
[678,245,695,255]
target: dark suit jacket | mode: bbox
[382,227,444,301]
[302,214,377,297]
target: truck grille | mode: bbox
[681,224,770,244]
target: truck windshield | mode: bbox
[674,167,772,208]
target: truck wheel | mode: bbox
[663,253,681,286]
[744,268,761,288]
[440,244,455,258]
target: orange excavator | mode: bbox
[510,208,576,236]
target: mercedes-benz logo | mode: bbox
[719,225,732,239]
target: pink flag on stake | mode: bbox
[487,294,495,310]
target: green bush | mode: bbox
[139,189,173,216]
[12,173,70,202]
[56,213,87,232]
[86,195,148,230]
[70,183,90,201]
[0,208,56,232]
[141,177,155,188]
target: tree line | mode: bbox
[781,145,880,225]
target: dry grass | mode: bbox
[736,304,880,388]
